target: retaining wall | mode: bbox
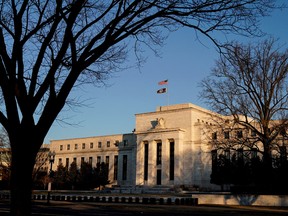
[192,193,288,206]
[0,193,198,206]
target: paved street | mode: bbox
[1,200,288,216]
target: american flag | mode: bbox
[158,79,168,85]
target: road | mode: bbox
[1,200,288,216]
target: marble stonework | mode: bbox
[50,103,220,190]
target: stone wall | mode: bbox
[192,193,288,206]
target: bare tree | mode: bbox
[0,1,277,215]
[200,39,288,181]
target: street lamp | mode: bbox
[47,150,55,204]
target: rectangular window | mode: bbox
[107,141,110,147]
[122,155,127,181]
[89,157,93,165]
[67,144,70,150]
[169,141,175,181]
[82,143,85,149]
[225,149,230,160]
[237,148,244,161]
[75,144,78,150]
[98,142,102,148]
[114,155,118,180]
[157,169,161,185]
[251,130,256,137]
[90,142,93,149]
[123,140,128,146]
[211,150,217,168]
[58,158,62,165]
[97,156,101,164]
[60,145,63,151]
[237,130,243,138]
[224,131,230,139]
[156,142,162,165]
[144,143,149,181]
[251,148,257,159]
[81,157,85,165]
[115,140,119,147]
[73,157,77,164]
[66,158,69,167]
[106,156,109,165]
[212,132,217,140]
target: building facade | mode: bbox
[50,103,221,190]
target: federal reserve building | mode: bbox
[49,102,277,192]
[48,103,219,191]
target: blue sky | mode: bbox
[44,2,288,143]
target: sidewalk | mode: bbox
[1,200,288,216]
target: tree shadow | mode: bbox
[232,194,258,205]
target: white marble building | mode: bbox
[50,103,219,190]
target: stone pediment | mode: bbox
[135,127,186,135]
[134,117,186,134]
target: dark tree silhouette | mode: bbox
[53,163,68,189]
[68,161,79,190]
[0,1,277,215]
[79,161,94,190]
[94,162,110,190]
[52,161,110,190]
[201,39,288,191]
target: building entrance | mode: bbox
[157,169,161,185]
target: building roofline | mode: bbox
[135,103,216,116]
[49,133,135,142]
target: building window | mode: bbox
[144,142,149,181]
[67,144,70,150]
[122,155,127,181]
[97,156,101,164]
[225,149,230,160]
[115,140,119,147]
[224,131,230,139]
[58,158,62,165]
[66,158,69,167]
[251,148,257,159]
[237,130,243,138]
[107,141,110,147]
[106,156,109,165]
[89,157,93,165]
[169,141,174,181]
[156,142,162,165]
[123,140,128,146]
[75,144,78,150]
[81,157,85,165]
[251,130,256,137]
[237,148,244,163]
[60,145,63,151]
[98,142,102,148]
[211,150,217,170]
[90,142,93,149]
[82,143,85,149]
[73,157,77,164]
[114,155,118,180]
[212,132,217,140]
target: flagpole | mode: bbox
[167,83,169,106]
[157,79,169,106]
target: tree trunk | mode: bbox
[263,140,272,169]
[10,136,39,216]
[262,140,273,187]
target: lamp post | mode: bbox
[47,150,55,204]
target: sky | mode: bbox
[44,1,288,143]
